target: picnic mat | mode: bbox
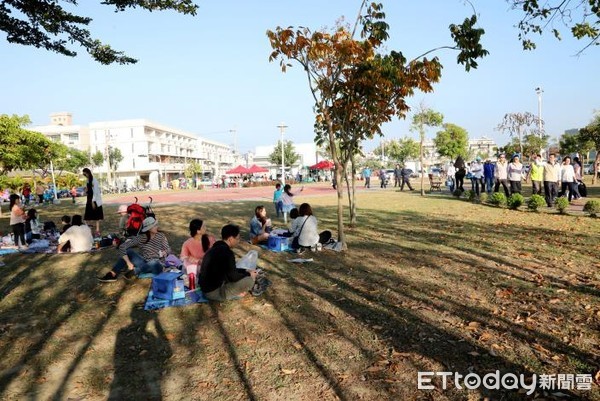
[144,288,208,311]
[0,248,20,256]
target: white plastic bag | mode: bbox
[236,250,258,270]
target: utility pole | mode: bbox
[535,87,544,138]
[277,123,288,185]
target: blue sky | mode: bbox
[0,0,598,154]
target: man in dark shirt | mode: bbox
[400,165,414,191]
[199,224,256,301]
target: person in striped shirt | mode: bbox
[98,217,172,282]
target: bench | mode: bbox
[428,174,442,192]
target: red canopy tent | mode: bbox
[309,160,335,170]
[247,164,269,174]
[225,165,250,175]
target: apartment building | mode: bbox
[33,113,235,189]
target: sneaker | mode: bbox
[124,269,136,280]
[98,272,117,283]
[295,247,305,254]
[316,243,322,252]
[251,282,266,296]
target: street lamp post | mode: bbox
[535,87,543,138]
[277,123,288,185]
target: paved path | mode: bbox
[101,182,339,206]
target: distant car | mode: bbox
[56,189,70,199]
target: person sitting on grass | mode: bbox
[287,207,300,237]
[98,217,172,282]
[180,218,215,277]
[115,204,129,236]
[57,215,93,253]
[25,208,43,244]
[249,205,272,245]
[199,224,257,301]
[60,215,72,234]
[292,203,332,253]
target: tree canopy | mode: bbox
[434,123,469,160]
[0,0,198,64]
[511,0,600,53]
[268,140,300,167]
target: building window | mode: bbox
[67,133,79,141]
[50,135,61,142]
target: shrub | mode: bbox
[488,192,507,207]
[507,193,525,210]
[452,189,462,198]
[527,194,546,212]
[466,190,477,202]
[555,197,569,214]
[583,200,600,217]
[478,192,488,204]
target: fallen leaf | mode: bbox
[468,351,480,357]
[479,332,493,342]
[549,298,560,304]
[165,333,175,341]
[365,366,385,372]
[281,368,297,375]
[292,342,302,350]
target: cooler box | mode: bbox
[268,235,291,252]
[151,272,185,300]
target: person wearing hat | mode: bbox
[98,216,172,282]
[116,204,129,236]
[494,154,510,197]
[470,157,484,196]
[508,154,524,194]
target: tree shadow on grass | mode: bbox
[0,251,128,398]
[249,205,598,399]
[108,306,172,401]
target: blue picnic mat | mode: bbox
[0,248,20,256]
[144,288,208,311]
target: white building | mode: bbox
[33,113,235,190]
[246,142,318,178]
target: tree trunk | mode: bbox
[350,156,357,226]
[420,132,425,196]
[593,155,598,185]
[326,118,346,250]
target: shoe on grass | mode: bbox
[98,272,117,283]
[124,269,136,280]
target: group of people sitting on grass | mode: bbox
[250,199,332,253]
[97,217,265,301]
[95,185,332,300]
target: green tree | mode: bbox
[496,112,541,155]
[522,134,549,160]
[268,140,300,167]
[511,0,600,53]
[579,112,600,184]
[0,0,198,64]
[372,138,419,163]
[184,160,203,182]
[559,131,594,162]
[55,148,89,175]
[109,147,124,173]
[434,123,469,160]
[91,151,104,168]
[268,2,487,245]
[411,106,444,196]
[0,114,61,174]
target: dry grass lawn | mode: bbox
[0,186,599,400]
